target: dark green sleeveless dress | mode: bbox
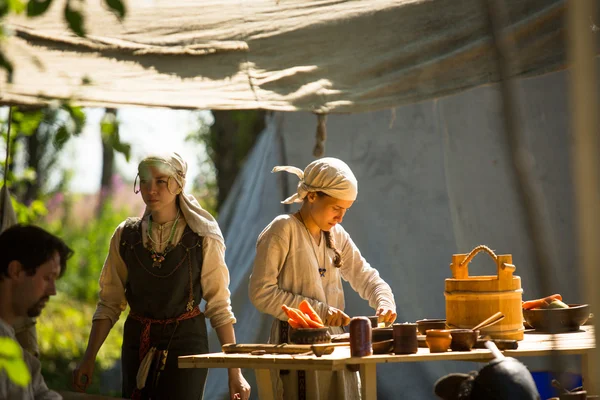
[119,218,209,399]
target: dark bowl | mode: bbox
[372,339,394,354]
[288,327,331,344]
[449,329,479,351]
[523,304,590,333]
[416,319,447,335]
[372,327,393,342]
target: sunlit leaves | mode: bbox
[0,337,31,388]
[7,0,26,14]
[101,109,131,161]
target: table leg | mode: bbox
[255,369,276,400]
[582,352,598,395]
[360,364,377,400]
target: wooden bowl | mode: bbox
[288,327,331,344]
[425,329,452,353]
[372,339,394,354]
[448,329,479,351]
[416,319,446,335]
[523,304,590,333]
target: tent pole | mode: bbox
[567,0,600,394]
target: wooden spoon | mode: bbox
[472,312,505,331]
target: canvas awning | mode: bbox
[0,0,591,112]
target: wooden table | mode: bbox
[179,326,596,400]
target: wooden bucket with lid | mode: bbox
[445,245,524,340]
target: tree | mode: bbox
[97,107,130,216]
[189,110,266,211]
[0,104,85,223]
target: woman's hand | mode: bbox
[228,368,251,400]
[72,356,95,392]
[325,307,351,326]
[376,306,397,326]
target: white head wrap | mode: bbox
[272,157,358,204]
[139,152,224,244]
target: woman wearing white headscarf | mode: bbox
[249,157,397,400]
[73,153,251,400]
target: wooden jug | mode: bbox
[445,245,524,340]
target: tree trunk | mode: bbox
[97,108,117,216]
[210,110,266,210]
[22,126,42,205]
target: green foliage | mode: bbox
[101,110,130,161]
[37,293,125,394]
[0,337,31,387]
[44,200,132,303]
[11,196,47,223]
[36,200,135,393]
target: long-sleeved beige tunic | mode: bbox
[249,214,396,400]
[93,216,236,329]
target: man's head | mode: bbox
[434,357,540,400]
[0,225,73,320]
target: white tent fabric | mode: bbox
[1,0,584,112]
[204,64,585,399]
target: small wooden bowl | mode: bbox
[416,319,447,335]
[449,329,479,351]
[425,329,452,353]
[288,327,331,344]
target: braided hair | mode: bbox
[316,192,343,268]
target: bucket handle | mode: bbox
[450,245,516,282]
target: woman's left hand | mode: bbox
[376,307,397,325]
[228,368,251,400]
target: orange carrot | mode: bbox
[299,300,324,325]
[282,305,310,328]
[522,294,563,310]
[287,318,303,329]
[302,312,325,328]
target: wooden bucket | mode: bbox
[445,245,524,340]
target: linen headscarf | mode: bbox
[272,157,358,204]
[138,152,224,244]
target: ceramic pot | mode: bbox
[426,329,452,353]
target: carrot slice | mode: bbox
[299,300,324,325]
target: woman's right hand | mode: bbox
[72,357,95,392]
[325,307,351,326]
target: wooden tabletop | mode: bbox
[178,326,596,371]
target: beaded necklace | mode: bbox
[146,209,180,268]
[297,212,327,277]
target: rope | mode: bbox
[313,114,327,157]
[3,106,12,189]
[458,245,498,268]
